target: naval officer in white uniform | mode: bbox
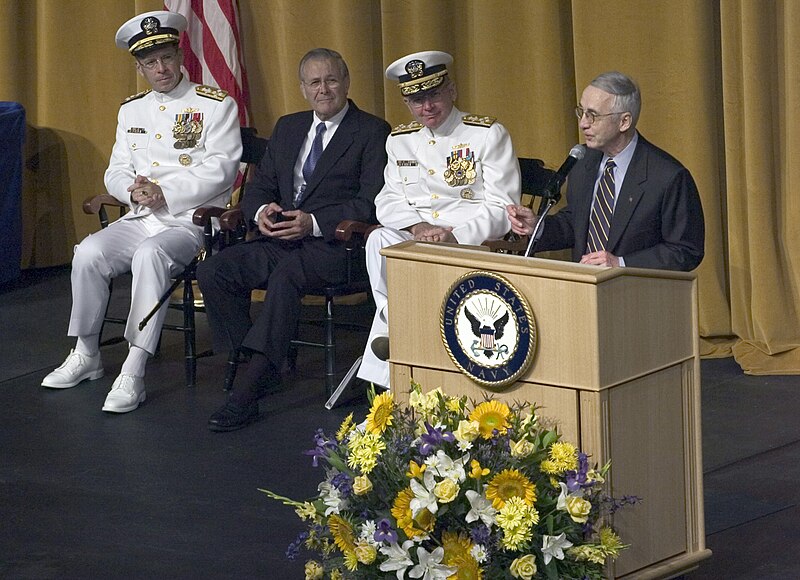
[357,50,521,389]
[41,11,242,413]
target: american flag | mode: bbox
[164,0,250,127]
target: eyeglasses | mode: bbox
[303,78,342,91]
[405,88,447,109]
[138,52,179,70]
[574,106,623,125]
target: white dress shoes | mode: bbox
[41,349,104,389]
[102,373,146,413]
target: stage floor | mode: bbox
[1,267,798,579]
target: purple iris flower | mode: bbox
[374,518,398,544]
[565,452,591,492]
[418,421,455,456]
[303,428,337,467]
[331,471,353,498]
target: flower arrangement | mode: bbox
[262,382,633,579]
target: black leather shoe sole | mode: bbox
[208,401,259,432]
[371,336,390,361]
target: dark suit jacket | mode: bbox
[240,100,390,280]
[536,134,704,271]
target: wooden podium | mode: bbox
[382,241,711,579]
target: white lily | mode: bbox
[409,546,458,579]
[379,540,415,579]
[317,480,343,516]
[410,470,439,518]
[542,533,573,565]
[425,449,470,482]
[465,489,497,527]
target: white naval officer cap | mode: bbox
[114,10,187,55]
[385,50,454,97]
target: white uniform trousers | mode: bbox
[356,227,414,388]
[68,216,202,355]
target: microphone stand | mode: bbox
[523,190,560,258]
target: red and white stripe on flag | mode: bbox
[164,0,250,127]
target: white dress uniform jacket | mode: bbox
[105,75,242,227]
[375,106,520,245]
[357,106,521,388]
[68,75,241,354]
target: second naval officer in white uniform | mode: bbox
[357,50,521,389]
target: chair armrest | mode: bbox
[82,194,126,215]
[335,220,380,243]
[192,206,229,228]
[482,234,530,254]
[220,208,247,232]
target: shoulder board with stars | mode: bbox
[196,85,229,101]
[121,89,151,106]
[391,121,424,136]
[462,114,497,128]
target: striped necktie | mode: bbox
[586,158,616,253]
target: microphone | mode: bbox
[538,144,586,201]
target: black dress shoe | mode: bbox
[208,401,259,432]
[371,336,390,361]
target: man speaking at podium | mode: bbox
[358,50,521,389]
[507,71,704,271]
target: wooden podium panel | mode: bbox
[382,241,711,579]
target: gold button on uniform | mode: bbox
[159,105,166,111]
[432,211,439,219]
[152,161,159,167]
[431,194,439,199]
[155,134,162,139]
[429,139,436,145]
[427,169,435,175]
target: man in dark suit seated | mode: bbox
[196,48,391,431]
[507,71,704,271]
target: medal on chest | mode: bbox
[444,146,477,187]
[173,108,203,149]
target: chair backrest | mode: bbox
[518,157,556,205]
[232,127,269,207]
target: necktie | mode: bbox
[297,122,327,206]
[586,158,616,253]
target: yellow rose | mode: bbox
[433,478,460,503]
[355,542,377,564]
[304,560,324,580]
[510,438,534,458]
[454,419,480,443]
[353,474,373,496]
[510,554,537,579]
[566,496,592,523]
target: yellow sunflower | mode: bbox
[366,391,394,434]
[391,487,436,539]
[486,469,537,509]
[327,514,357,559]
[442,531,482,580]
[469,401,511,438]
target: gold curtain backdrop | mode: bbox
[1,0,797,375]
